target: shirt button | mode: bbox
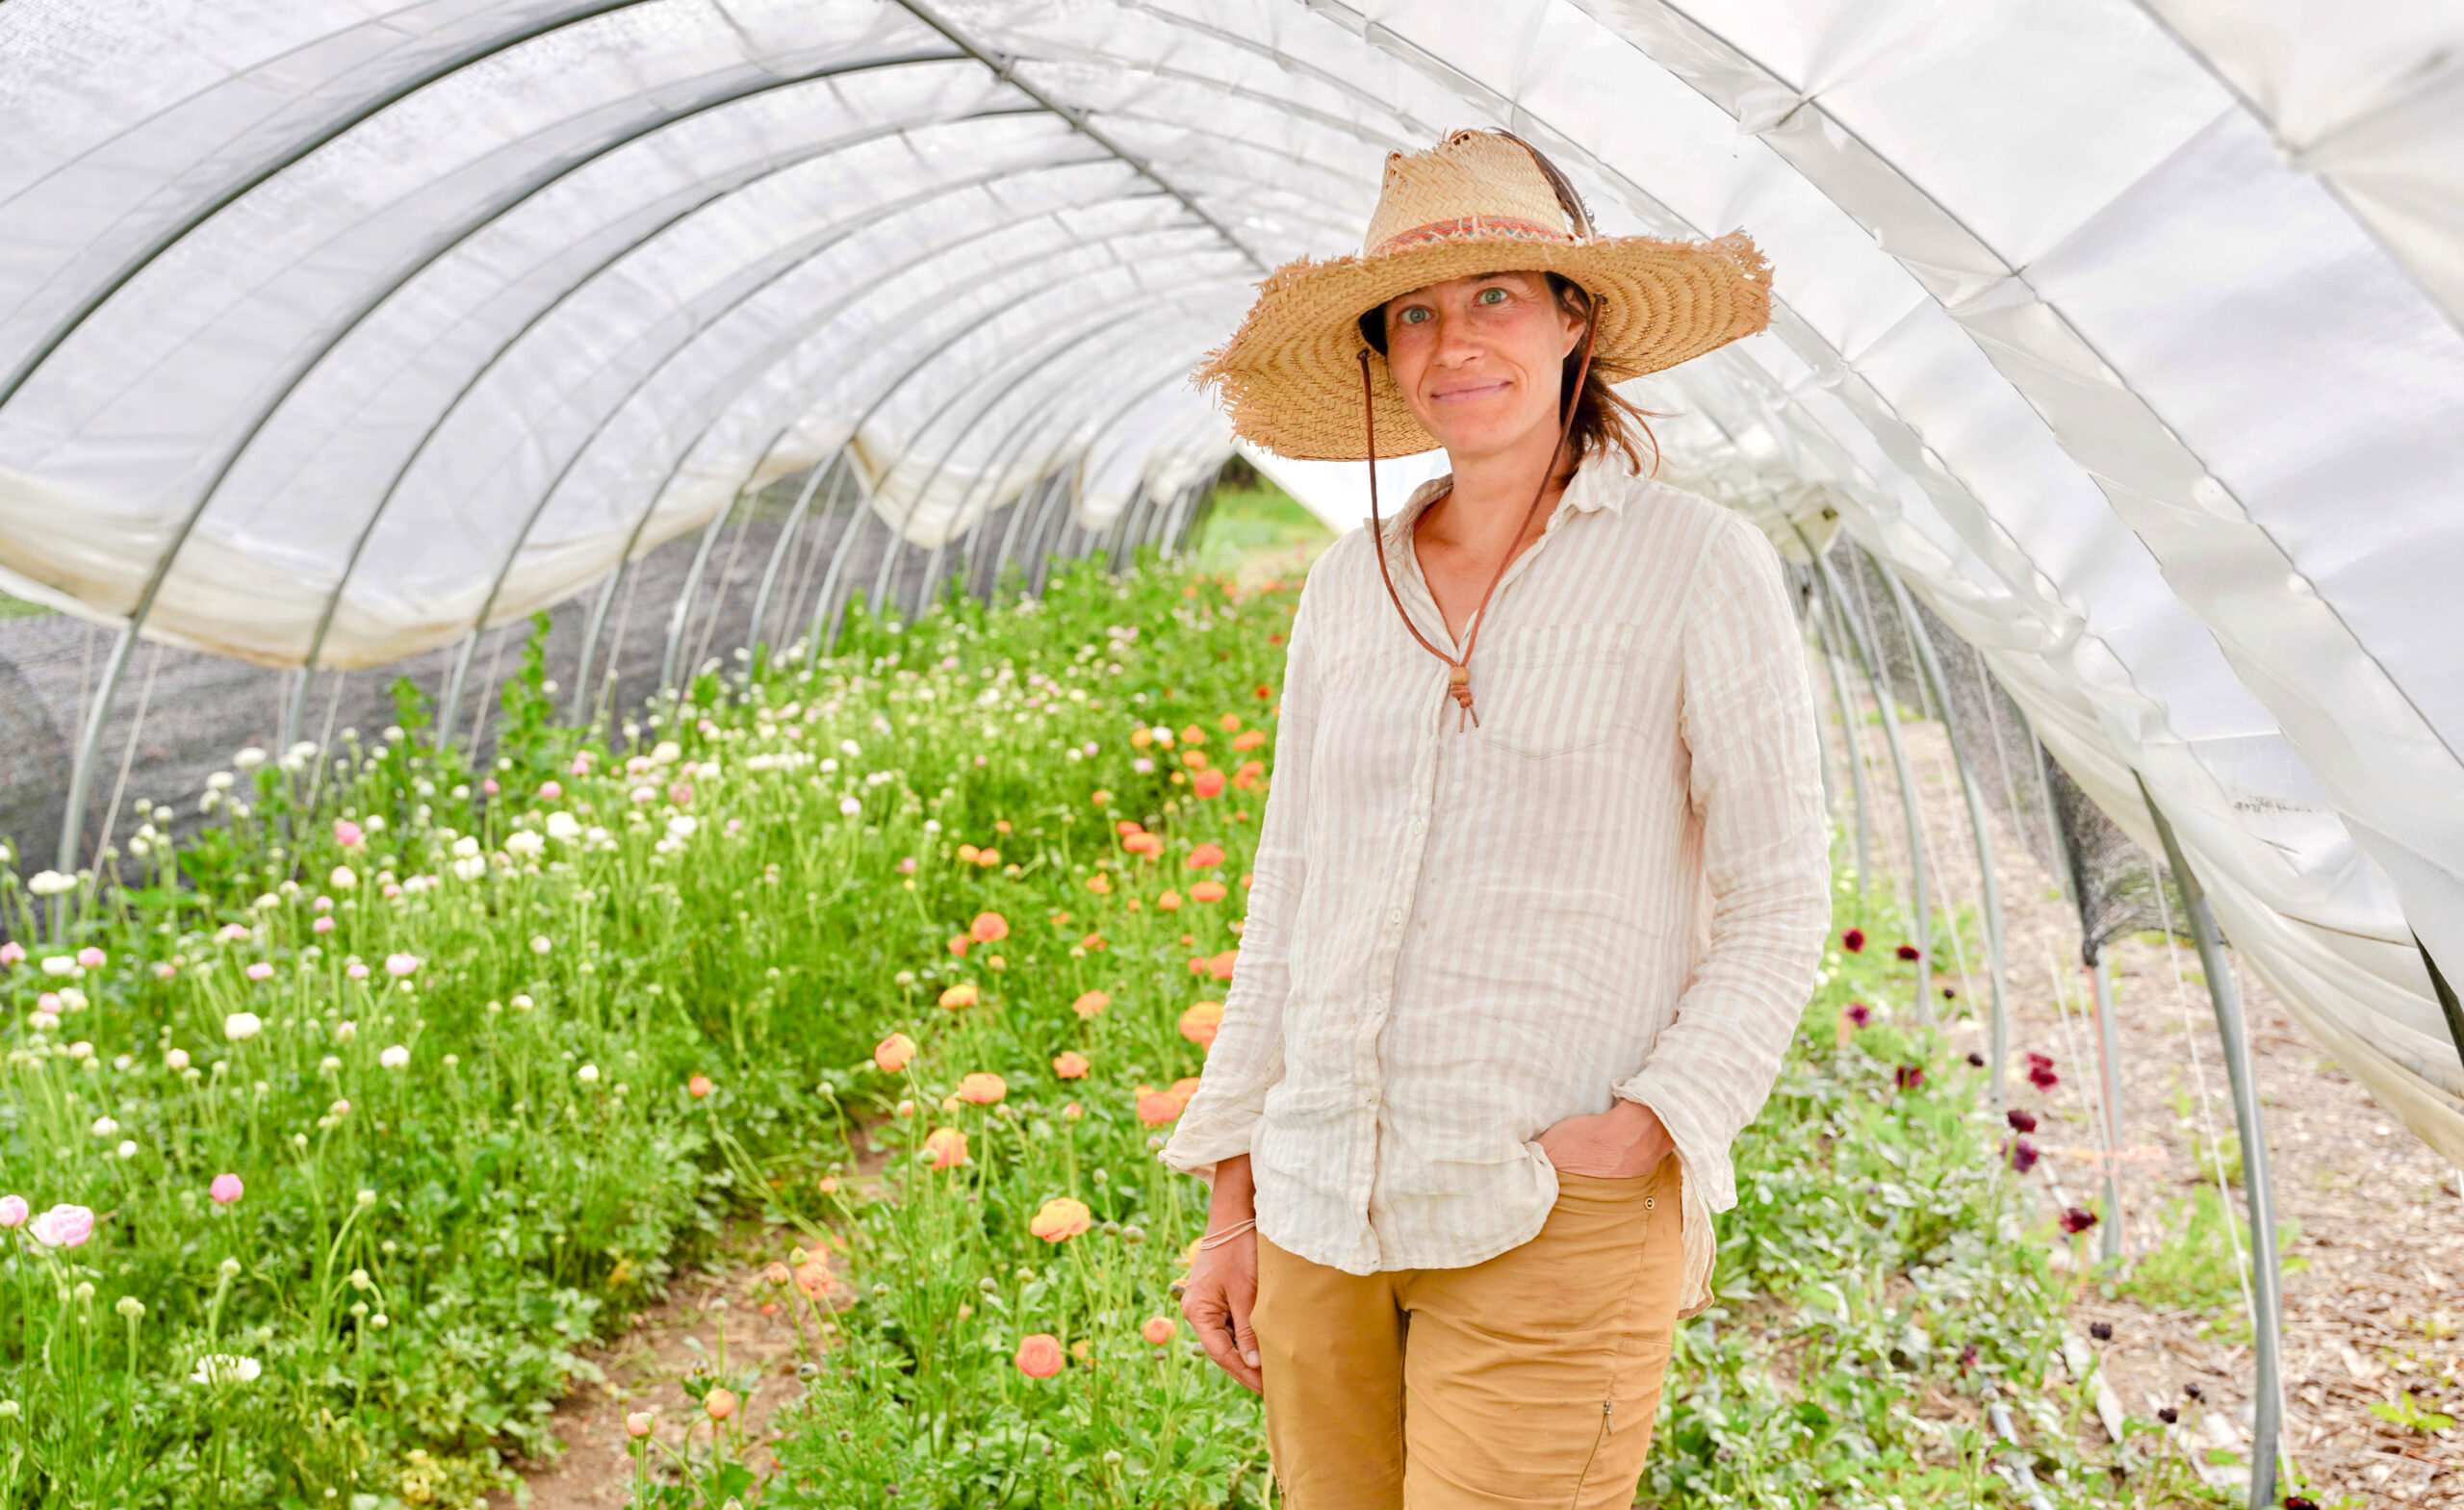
[1387,908,1403,926]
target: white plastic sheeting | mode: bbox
[2,1,2460,1160]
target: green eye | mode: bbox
[1477,287,1506,304]
[1398,306,1430,325]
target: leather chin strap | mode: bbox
[1357,303,1601,732]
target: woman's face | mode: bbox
[1380,270,1585,463]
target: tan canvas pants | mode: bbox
[1250,1155,1688,1509]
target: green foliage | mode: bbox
[2100,1184,2306,1341]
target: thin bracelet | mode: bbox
[1197,1216,1258,1250]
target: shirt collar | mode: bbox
[1374,446,1632,552]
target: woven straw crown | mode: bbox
[1195,130,1773,460]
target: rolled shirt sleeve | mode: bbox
[1614,511,1833,1315]
[1158,565,1323,1187]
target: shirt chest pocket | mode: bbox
[1472,622,1638,761]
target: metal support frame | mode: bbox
[2138,773,2286,1510]
[2087,952,2129,1262]
[777,269,1230,666]
[1810,545,1933,1026]
[1880,564,2011,1110]
[1807,574,1873,909]
[866,292,1222,616]
[451,229,1229,736]
[286,110,1084,744]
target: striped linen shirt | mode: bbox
[1158,449,1832,1319]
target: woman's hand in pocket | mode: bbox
[1536,1098,1671,1179]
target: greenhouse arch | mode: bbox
[2,3,2460,1505]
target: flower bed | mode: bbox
[2,556,2182,1508]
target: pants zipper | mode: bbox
[1570,1397,1611,1506]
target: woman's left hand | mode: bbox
[1536,1098,1672,1179]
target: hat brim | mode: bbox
[1194,229,1771,461]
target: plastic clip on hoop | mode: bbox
[1356,299,1599,733]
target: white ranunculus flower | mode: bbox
[231,748,266,769]
[504,829,546,857]
[191,1354,262,1386]
[223,1012,263,1042]
[577,1063,600,1084]
[450,856,486,882]
[378,1045,409,1069]
[206,771,235,791]
[666,814,698,840]
[839,795,862,818]
[545,812,582,841]
[330,865,357,890]
[26,871,76,898]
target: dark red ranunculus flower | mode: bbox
[1846,1001,1873,1028]
[1895,943,1921,961]
[2090,1321,2113,1341]
[2009,1137,2040,1172]
[1840,928,1866,953]
[1965,1051,1986,1067]
[2006,1109,2038,1134]
[2028,1064,2061,1091]
[2157,1406,2178,1425]
[1941,986,1958,1000]
[1894,1062,1924,1091]
[2026,1051,2054,1070]
[2060,1206,2098,1235]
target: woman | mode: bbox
[1158,129,1832,1507]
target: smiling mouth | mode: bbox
[1430,379,1511,404]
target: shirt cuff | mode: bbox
[1157,1110,1259,1188]
[1612,1066,1736,1216]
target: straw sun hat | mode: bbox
[1195,129,1773,460]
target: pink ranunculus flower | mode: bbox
[313,916,334,934]
[346,961,370,981]
[76,947,105,969]
[333,819,365,850]
[571,755,592,777]
[0,1195,26,1227]
[1014,1333,1065,1378]
[0,941,24,966]
[383,953,421,978]
[209,1174,244,1205]
[28,1204,94,1248]
[245,962,274,982]
[482,778,500,796]
[537,781,562,802]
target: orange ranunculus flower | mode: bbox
[1086,873,1112,894]
[1178,1001,1224,1048]
[1233,759,1266,789]
[1191,880,1227,904]
[957,1071,1007,1105]
[877,1029,916,1079]
[1193,769,1227,799]
[1232,729,1267,751]
[1130,728,1153,749]
[1071,1339,1092,1362]
[1123,832,1164,858]
[1180,725,1207,746]
[1187,956,1208,974]
[817,1175,841,1194]
[1116,819,1143,837]
[1028,1195,1093,1242]
[1053,1051,1091,1079]
[924,1127,968,1168]
[1157,889,1182,911]
[895,1098,916,1117]
[1015,1332,1065,1377]
[1064,1100,1083,1120]
[1136,1091,1183,1125]
[1142,1315,1178,1344]
[1186,843,1225,870]
[1082,932,1108,951]
[706,1388,738,1420]
[947,934,969,956]
[1070,989,1111,1018]
[1219,713,1243,733]
[768,1262,792,1287]
[975,847,1000,867]
[688,1074,715,1098]
[1182,750,1210,770]
[938,983,980,1009]
[1208,949,1240,980]
[958,843,981,862]
[794,1260,837,1298]
[1169,1075,1204,1102]
[1091,789,1112,806]
[970,911,1009,944]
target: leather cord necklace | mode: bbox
[1357,302,1600,731]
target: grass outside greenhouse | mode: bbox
[0,539,2330,1508]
